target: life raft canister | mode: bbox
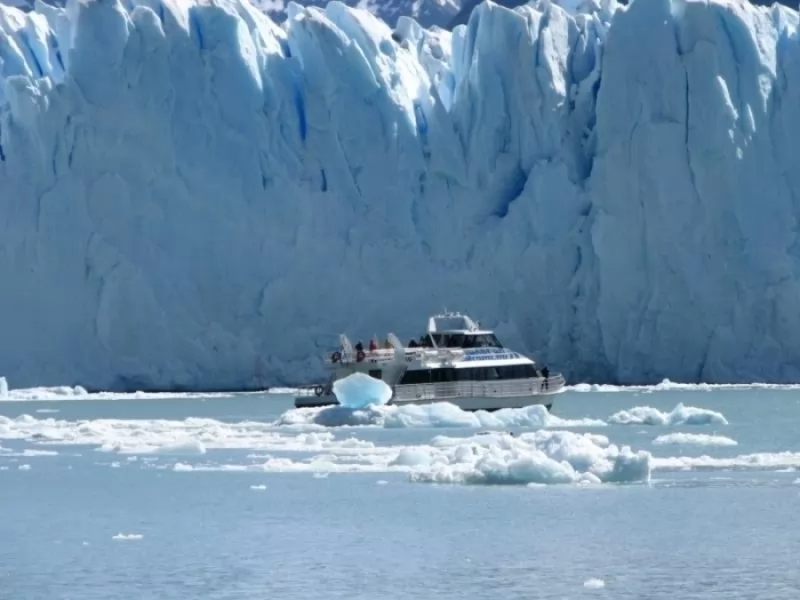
[331,351,342,363]
[356,350,366,362]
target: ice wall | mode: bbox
[1,0,799,390]
[0,0,461,30]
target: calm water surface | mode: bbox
[1,388,799,599]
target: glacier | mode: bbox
[0,0,462,31]
[2,0,800,390]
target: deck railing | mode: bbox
[392,375,566,402]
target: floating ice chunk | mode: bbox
[0,380,252,402]
[18,463,31,470]
[333,372,393,409]
[608,403,728,426]
[112,533,143,540]
[653,452,800,471]
[250,484,267,490]
[277,402,605,429]
[568,380,800,393]
[652,433,737,447]
[298,405,386,428]
[165,430,652,484]
[407,430,651,486]
[385,403,605,429]
[15,449,59,457]
[148,440,207,456]
[583,578,605,589]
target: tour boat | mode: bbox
[294,312,565,411]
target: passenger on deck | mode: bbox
[383,339,393,349]
[355,341,364,352]
[408,339,419,348]
[542,365,550,390]
[369,339,378,351]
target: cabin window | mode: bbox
[445,334,465,348]
[431,368,456,382]
[461,334,502,348]
[455,365,536,381]
[368,370,382,380]
[398,365,536,385]
[399,370,430,385]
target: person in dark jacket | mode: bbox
[541,365,549,390]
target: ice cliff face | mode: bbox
[1,0,800,390]
[0,0,461,30]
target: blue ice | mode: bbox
[332,372,393,408]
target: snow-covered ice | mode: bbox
[3,0,800,389]
[401,430,652,485]
[111,533,143,540]
[652,433,737,447]
[608,403,729,426]
[1,399,799,484]
[275,401,606,428]
[0,377,276,401]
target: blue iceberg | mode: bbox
[332,372,393,409]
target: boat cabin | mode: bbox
[322,312,544,389]
[412,313,503,350]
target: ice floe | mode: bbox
[277,402,606,429]
[652,433,737,447]
[608,403,728,426]
[112,533,143,541]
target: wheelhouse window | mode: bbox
[429,333,503,348]
[461,334,502,348]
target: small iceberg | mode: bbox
[333,372,392,409]
[112,533,143,541]
[608,403,728,426]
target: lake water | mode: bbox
[2,384,800,599]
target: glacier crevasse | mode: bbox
[1,0,800,389]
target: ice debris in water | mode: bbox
[333,372,393,409]
[400,430,651,486]
[608,403,728,426]
[277,402,605,429]
[652,433,737,447]
[112,533,143,541]
[583,578,606,589]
